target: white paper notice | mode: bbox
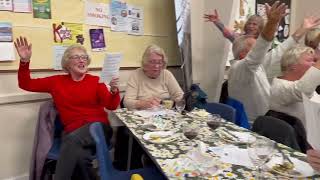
[100,53,122,83]
[0,0,13,11]
[85,2,110,27]
[13,0,31,12]
[0,42,15,61]
[53,46,68,70]
[127,5,143,35]
[110,0,128,32]
[303,93,320,149]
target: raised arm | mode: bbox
[97,77,120,110]
[263,16,320,70]
[15,36,53,92]
[204,9,236,42]
[244,1,287,70]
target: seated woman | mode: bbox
[305,28,320,57]
[305,28,320,93]
[15,37,120,180]
[268,45,320,152]
[204,9,264,42]
[269,45,320,124]
[124,44,184,110]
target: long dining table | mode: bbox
[114,108,319,180]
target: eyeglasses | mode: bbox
[69,55,89,61]
[148,59,164,65]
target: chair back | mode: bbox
[225,97,250,129]
[252,116,301,151]
[47,115,63,160]
[89,122,114,180]
[204,102,236,123]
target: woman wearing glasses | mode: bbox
[123,44,184,110]
[15,36,120,180]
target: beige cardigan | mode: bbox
[124,68,184,109]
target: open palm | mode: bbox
[204,9,220,23]
[14,36,32,62]
[303,16,320,30]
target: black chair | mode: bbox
[252,116,301,151]
[265,110,312,153]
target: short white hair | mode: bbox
[232,35,255,59]
[305,28,320,49]
[61,44,91,73]
[141,44,167,68]
[281,45,314,73]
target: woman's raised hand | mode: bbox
[204,9,220,23]
[109,77,119,94]
[14,36,32,62]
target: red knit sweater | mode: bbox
[18,62,120,133]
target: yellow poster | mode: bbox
[53,22,84,45]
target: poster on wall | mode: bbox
[53,22,84,45]
[85,2,110,27]
[89,29,106,52]
[0,22,12,42]
[110,0,128,32]
[0,22,14,61]
[127,5,143,35]
[0,42,15,61]
[32,0,51,19]
[256,0,291,43]
[13,0,32,12]
[52,45,68,70]
[0,0,13,11]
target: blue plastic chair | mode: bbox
[204,102,236,123]
[224,97,250,129]
[89,122,166,180]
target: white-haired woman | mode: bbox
[204,9,264,42]
[15,36,120,180]
[269,45,320,123]
[305,28,320,66]
[124,44,184,110]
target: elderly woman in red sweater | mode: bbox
[15,36,120,180]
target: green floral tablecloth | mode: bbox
[114,108,318,180]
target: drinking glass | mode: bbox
[248,137,275,179]
[207,114,222,130]
[183,124,199,150]
[175,99,186,113]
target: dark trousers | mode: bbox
[54,123,112,180]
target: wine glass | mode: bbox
[183,124,199,150]
[175,99,186,114]
[248,137,275,179]
[207,114,222,130]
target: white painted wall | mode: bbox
[190,0,238,102]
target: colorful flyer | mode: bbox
[127,5,143,35]
[13,0,32,12]
[110,0,128,32]
[53,22,84,45]
[0,0,13,11]
[32,0,51,19]
[85,2,110,27]
[89,29,106,52]
[0,22,13,42]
